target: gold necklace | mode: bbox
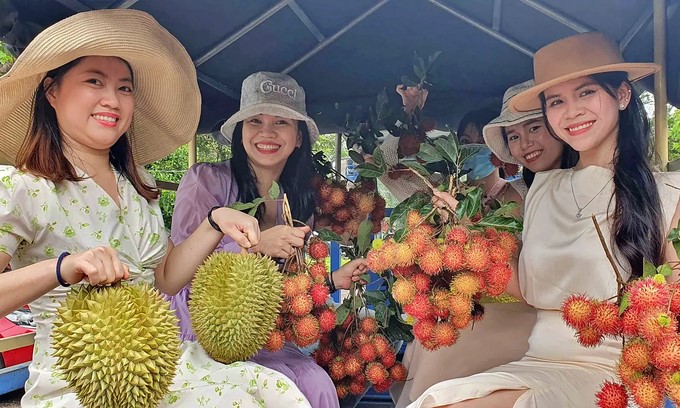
[570,171,612,219]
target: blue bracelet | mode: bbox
[56,251,71,287]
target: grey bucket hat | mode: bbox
[482,80,544,165]
[218,71,320,145]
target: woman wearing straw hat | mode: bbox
[168,71,368,408]
[0,10,312,408]
[408,32,680,408]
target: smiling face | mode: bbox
[505,117,564,172]
[45,56,134,154]
[542,76,629,163]
[241,113,301,174]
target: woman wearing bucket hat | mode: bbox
[167,71,368,408]
[0,10,313,408]
[483,79,579,192]
[408,32,680,408]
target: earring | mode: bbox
[619,103,625,110]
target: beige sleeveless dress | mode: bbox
[407,166,680,408]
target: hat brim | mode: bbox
[483,110,544,165]
[219,102,320,145]
[509,63,660,113]
[0,10,200,166]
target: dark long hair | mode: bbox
[501,127,579,188]
[16,57,159,201]
[230,121,316,222]
[540,72,663,277]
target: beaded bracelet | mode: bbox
[56,251,71,287]
[207,206,223,233]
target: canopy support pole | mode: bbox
[654,0,668,170]
[189,136,197,168]
[335,133,342,182]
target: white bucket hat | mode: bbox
[482,80,544,165]
[219,71,320,145]
[0,9,200,166]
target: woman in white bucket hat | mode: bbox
[0,9,312,408]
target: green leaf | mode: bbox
[316,229,342,242]
[384,317,415,343]
[357,219,374,256]
[413,64,425,80]
[658,263,673,277]
[364,290,387,306]
[348,149,365,164]
[268,181,280,200]
[335,303,351,325]
[459,145,482,167]
[375,302,389,326]
[401,159,431,177]
[247,206,259,217]
[372,146,387,171]
[476,216,523,232]
[643,259,658,278]
[416,143,444,163]
[674,240,680,260]
[400,75,418,87]
[356,162,385,178]
[619,292,630,315]
[390,192,431,229]
[359,273,371,282]
[434,137,458,164]
[455,187,483,220]
[393,228,408,242]
[428,51,442,66]
[230,201,256,211]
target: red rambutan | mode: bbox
[264,330,285,352]
[622,341,652,372]
[628,278,671,312]
[450,272,482,298]
[442,244,465,272]
[317,307,337,333]
[590,302,621,336]
[365,362,390,385]
[290,294,314,317]
[419,247,444,276]
[404,294,433,320]
[359,342,378,362]
[310,283,330,307]
[630,378,663,408]
[595,381,628,408]
[392,278,418,305]
[390,362,408,382]
[651,335,680,371]
[360,317,379,335]
[446,226,469,245]
[561,294,595,330]
[464,243,490,272]
[576,325,604,348]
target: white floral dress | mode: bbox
[0,165,310,408]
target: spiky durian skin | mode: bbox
[189,252,283,364]
[52,283,181,408]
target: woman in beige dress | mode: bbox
[408,32,680,408]
[391,81,576,408]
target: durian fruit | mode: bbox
[52,283,181,408]
[189,252,283,364]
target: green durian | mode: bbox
[189,252,282,364]
[52,283,181,408]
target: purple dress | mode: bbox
[168,161,340,408]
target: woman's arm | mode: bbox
[0,247,130,316]
[154,207,260,295]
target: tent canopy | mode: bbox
[3,0,679,134]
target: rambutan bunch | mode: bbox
[314,177,385,238]
[561,275,680,408]
[312,313,408,400]
[266,240,335,352]
[366,215,520,352]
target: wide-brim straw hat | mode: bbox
[0,9,200,166]
[219,71,320,145]
[483,80,543,164]
[509,32,660,112]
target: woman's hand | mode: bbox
[254,225,311,259]
[213,207,261,249]
[332,258,369,290]
[396,84,429,115]
[59,247,130,286]
[432,190,459,222]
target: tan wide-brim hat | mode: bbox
[220,71,320,145]
[509,32,659,112]
[483,80,543,164]
[0,9,200,166]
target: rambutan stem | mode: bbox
[591,215,625,299]
[408,167,437,191]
